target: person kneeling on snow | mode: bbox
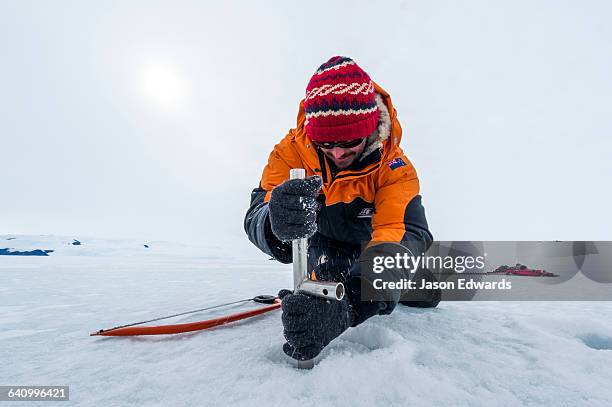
[245,56,440,361]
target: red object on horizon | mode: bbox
[489,264,558,277]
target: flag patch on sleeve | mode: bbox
[387,157,406,170]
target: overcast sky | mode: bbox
[1,1,611,251]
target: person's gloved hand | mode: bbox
[268,176,322,241]
[278,289,353,361]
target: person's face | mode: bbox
[314,138,367,169]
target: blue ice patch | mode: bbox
[387,157,406,170]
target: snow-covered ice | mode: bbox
[2,235,612,406]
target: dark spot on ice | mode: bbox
[6,237,16,240]
[580,334,612,350]
[144,244,149,248]
[0,248,54,256]
[72,239,81,246]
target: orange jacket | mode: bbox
[245,82,432,263]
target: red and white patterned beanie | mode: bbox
[304,56,379,142]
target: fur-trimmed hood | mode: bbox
[270,81,405,192]
[360,92,392,160]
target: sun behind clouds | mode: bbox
[141,65,184,111]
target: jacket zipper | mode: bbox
[316,148,329,185]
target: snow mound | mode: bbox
[1,235,612,406]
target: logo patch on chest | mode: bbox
[356,207,375,218]
[387,157,407,170]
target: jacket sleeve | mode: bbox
[371,154,432,245]
[243,132,304,263]
[244,186,293,263]
[348,154,434,324]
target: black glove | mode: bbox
[279,290,353,361]
[399,267,442,308]
[268,176,322,241]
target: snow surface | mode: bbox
[2,235,612,406]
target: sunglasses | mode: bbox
[312,138,365,149]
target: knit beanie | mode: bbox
[304,56,379,142]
